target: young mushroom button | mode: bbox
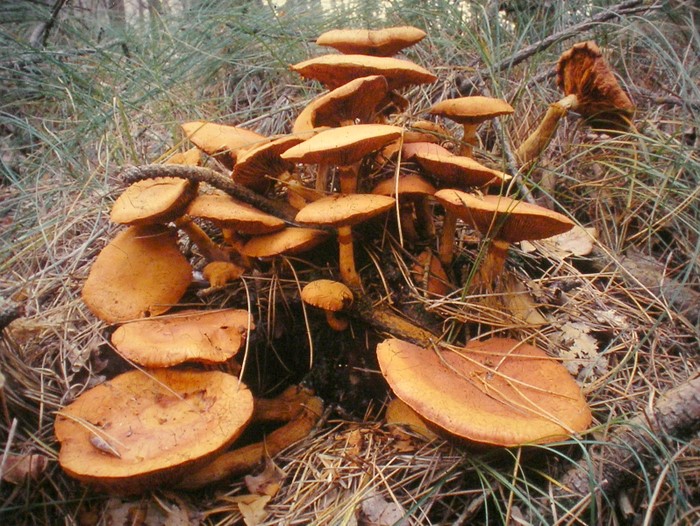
[301,279,354,331]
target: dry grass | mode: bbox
[1,1,699,525]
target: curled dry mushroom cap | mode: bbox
[316,26,427,57]
[54,369,254,494]
[557,41,634,132]
[110,177,198,226]
[111,309,254,367]
[376,337,591,446]
[290,54,436,91]
[81,225,192,323]
[301,279,354,331]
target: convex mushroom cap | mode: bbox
[316,26,427,56]
[413,151,511,188]
[241,227,329,258]
[110,178,198,226]
[428,96,514,155]
[81,225,192,323]
[187,193,286,235]
[111,309,254,367]
[55,369,254,494]
[376,337,591,446]
[301,279,354,331]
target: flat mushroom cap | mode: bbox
[301,279,354,312]
[428,96,514,125]
[181,121,267,168]
[376,337,591,446]
[557,41,635,131]
[281,124,403,166]
[111,309,254,367]
[414,152,512,188]
[187,194,285,235]
[290,54,437,91]
[110,177,198,226]
[434,190,575,243]
[240,227,329,258]
[292,75,390,134]
[232,135,304,193]
[55,369,254,494]
[401,141,453,160]
[81,225,192,323]
[316,26,427,56]
[295,194,395,228]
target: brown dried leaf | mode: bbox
[1,453,49,485]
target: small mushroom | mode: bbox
[301,279,354,331]
[376,337,591,447]
[427,96,514,156]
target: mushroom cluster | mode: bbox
[62,27,622,493]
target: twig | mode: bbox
[554,372,700,502]
[29,0,68,48]
[120,164,299,223]
[455,0,655,94]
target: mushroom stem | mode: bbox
[460,124,478,157]
[414,196,435,238]
[338,163,360,194]
[438,209,458,266]
[177,394,323,489]
[174,215,230,262]
[316,163,330,193]
[337,225,361,289]
[325,310,349,331]
[475,238,510,290]
[515,94,578,166]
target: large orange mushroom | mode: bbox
[377,337,591,446]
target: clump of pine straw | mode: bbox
[1,1,699,525]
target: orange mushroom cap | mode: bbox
[376,337,591,446]
[316,26,427,57]
[55,369,254,494]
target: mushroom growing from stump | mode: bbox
[427,96,514,156]
[281,124,403,195]
[294,193,395,288]
[433,190,575,286]
[81,225,192,323]
[516,41,635,165]
[315,26,427,57]
[54,369,254,494]
[376,337,591,446]
[301,279,354,331]
[111,308,254,367]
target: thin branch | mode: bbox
[120,164,299,223]
[29,0,68,48]
[555,372,700,501]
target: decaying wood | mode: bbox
[556,372,700,500]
